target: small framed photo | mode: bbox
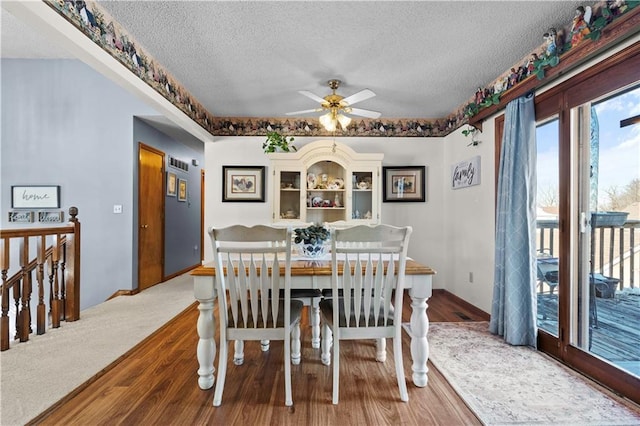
[167,172,177,197]
[11,185,61,209]
[382,166,426,202]
[178,178,188,202]
[222,166,265,202]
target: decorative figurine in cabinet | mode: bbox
[268,140,383,226]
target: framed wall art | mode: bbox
[382,166,426,202]
[178,178,188,202]
[11,185,60,209]
[222,166,265,202]
[167,172,177,196]
[451,155,481,189]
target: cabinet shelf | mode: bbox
[307,207,345,210]
[307,188,345,192]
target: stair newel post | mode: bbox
[65,207,80,321]
[1,238,10,351]
[51,234,60,329]
[36,235,46,335]
[18,237,31,342]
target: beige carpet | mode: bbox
[0,273,196,426]
[427,322,640,426]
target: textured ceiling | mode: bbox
[2,1,597,123]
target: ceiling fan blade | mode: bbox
[285,108,323,116]
[341,89,376,106]
[298,90,327,104]
[348,107,381,119]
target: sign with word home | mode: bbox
[451,156,481,189]
[11,185,61,209]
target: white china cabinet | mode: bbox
[268,140,383,226]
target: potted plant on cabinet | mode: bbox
[294,224,329,257]
[263,131,296,153]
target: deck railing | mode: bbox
[0,207,80,351]
[536,218,639,290]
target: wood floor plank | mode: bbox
[33,290,485,425]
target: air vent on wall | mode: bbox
[168,156,189,172]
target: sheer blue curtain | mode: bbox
[489,93,537,347]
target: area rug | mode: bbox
[426,322,640,426]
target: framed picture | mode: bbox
[11,185,60,209]
[451,155,481,189]
[167,172,177,196]
[222,166,265,202]
[382,166,426,202]
[178,179,187,202]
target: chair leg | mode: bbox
[375,338,386,362]
[393,335,409,402]
[311,298,321,349]
[233,340,244,365]
[213,340,229,406]
[284,327,293,406]
[321,323,332,366]
[260,339,270,352]
[291,323,301,365]
[332,335,340,404]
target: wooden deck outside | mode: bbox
[537,291,640,377]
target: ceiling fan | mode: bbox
[286,79,381,131]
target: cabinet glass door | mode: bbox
[277,171,302,221]
[352,171,374,221]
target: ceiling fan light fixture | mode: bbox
[319,112,336,132]
[337,113,351,129]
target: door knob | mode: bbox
[141,224,149,229]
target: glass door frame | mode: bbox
[494,42,640,404]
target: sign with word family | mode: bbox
[451,156,481,189]
[11,185,60,209]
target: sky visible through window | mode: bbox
[536,85,640,211]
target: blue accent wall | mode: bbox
[1,58,204,309]
[133,119,203,275]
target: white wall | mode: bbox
[204,136,449,290]
[443,123,497,313]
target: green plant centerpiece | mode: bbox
[263,131,296,153]
[294,224,330,258]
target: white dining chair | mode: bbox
[271,222,322,350]
[319,224,412,404]
[209,225,302,407]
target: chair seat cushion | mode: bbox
[228,300,303,328]
[319,298,394,327]
[288,289,323,298]
[321,289,344,298]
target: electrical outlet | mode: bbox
[113,204,123,214]
[469,272,474,283]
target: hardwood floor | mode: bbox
[32,290,489,425]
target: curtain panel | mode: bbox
[490,93,537,347]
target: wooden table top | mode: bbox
[191,259,436,277]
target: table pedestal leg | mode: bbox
[196,298,216,390]
[409,289,429,387]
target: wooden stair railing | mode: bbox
[0,207,80,351]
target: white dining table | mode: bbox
[191,255,435,390]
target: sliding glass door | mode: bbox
[536,117,560,337]
[571,86,640,376]
[530,44,640,403]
